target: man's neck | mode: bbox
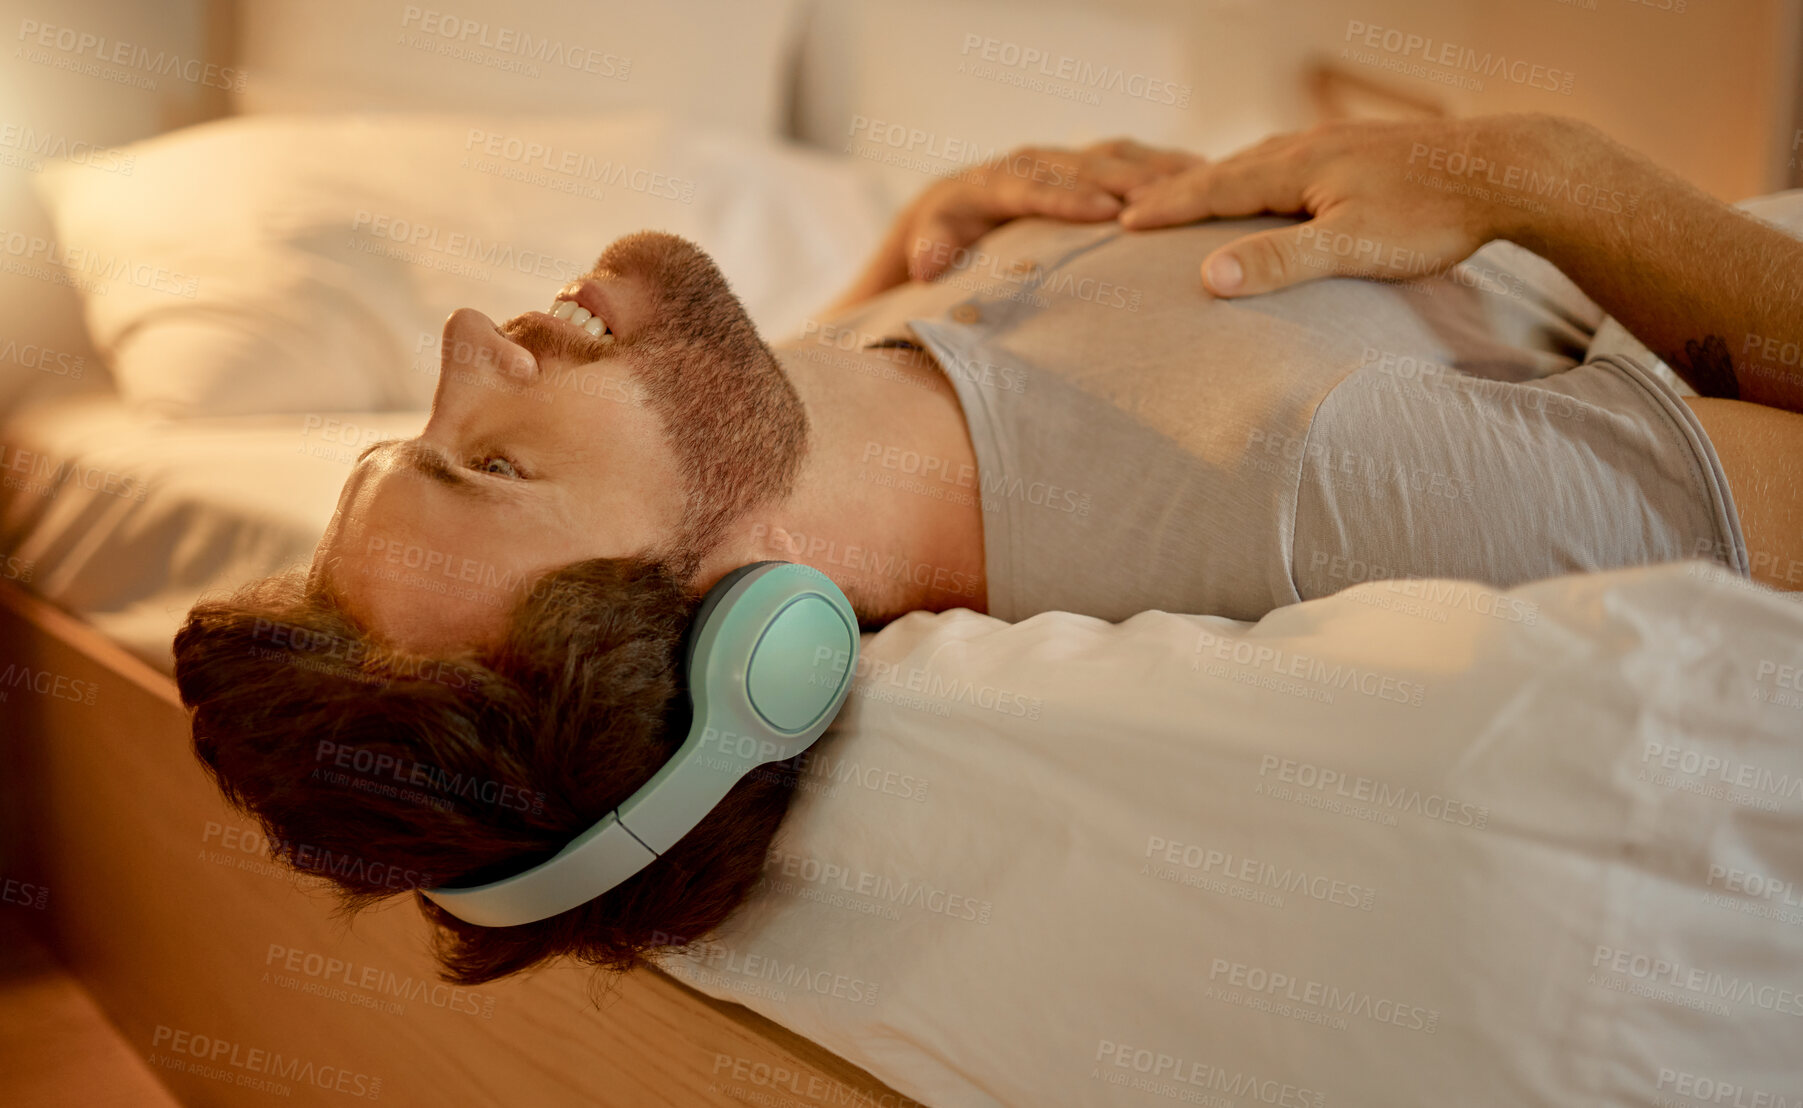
[705,338,988,625]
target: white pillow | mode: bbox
[34,111,892,416]
[235,0,803,140]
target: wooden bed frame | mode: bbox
[0,580,913,1107]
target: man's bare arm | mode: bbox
[1499,117,1803,410]
[1119,114,1803,414]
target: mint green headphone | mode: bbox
[422,561,858,927]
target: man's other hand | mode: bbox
[906,139,1205,282]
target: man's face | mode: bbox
[313,232,810,652]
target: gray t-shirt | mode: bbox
[796,217,1748,623]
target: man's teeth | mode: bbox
[549,297,614,343]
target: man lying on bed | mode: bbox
[173,113,1803,987]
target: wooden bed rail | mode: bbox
[0,580,914,1107]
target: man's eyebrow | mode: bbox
[360,438,496,496]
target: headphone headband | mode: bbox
[422,561,857,927]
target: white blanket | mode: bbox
[660,562,1803,1107]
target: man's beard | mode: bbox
[501,232,810,584]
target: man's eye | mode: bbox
[471,454,520,478]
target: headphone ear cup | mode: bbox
[743,592,856,734]
[682,561,787,677]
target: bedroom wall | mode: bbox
[792,0,1799,202]
[1458,0,1796,200]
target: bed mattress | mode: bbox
[7,389,1802,1107]
[0,392,425,671]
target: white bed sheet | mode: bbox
[659,561,1803,1107]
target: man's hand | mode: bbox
[905,139,1205,282]
[824,138,1203,313]
[1118,117,1532,297]
[1122,113,1803,412]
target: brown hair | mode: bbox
[172,555,797,987]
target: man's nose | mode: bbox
[438,307,537,389]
